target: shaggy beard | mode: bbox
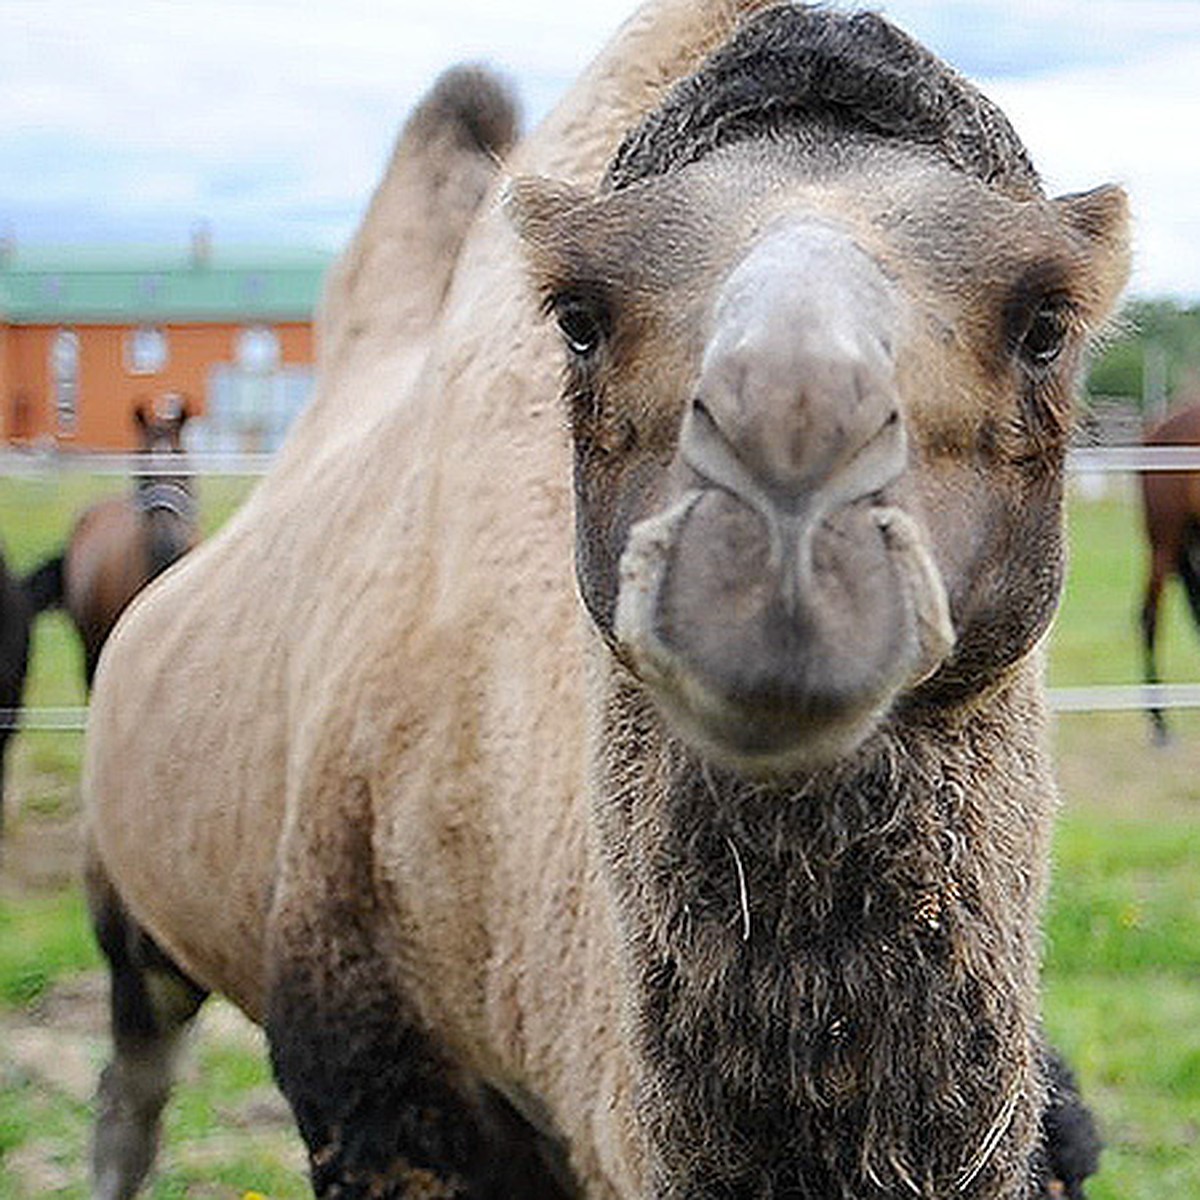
[594,678,1052,1198]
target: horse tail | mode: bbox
[23,555,64,615]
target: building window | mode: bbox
[51,327,80,433]
[236,325,280,374]
[126,325,169,375]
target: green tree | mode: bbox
[1087,299,1200,409]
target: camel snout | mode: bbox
[679,383,908,617]
[613,219,953,773]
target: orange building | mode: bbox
[0,236,332,451]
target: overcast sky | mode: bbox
[2,0,1197,299]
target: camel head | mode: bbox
[511,7,1129,776]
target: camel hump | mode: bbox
[407,63,521,160]
[317,64,520,370]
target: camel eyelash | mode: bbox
[1002,259,1081,370]
[1016,299,1075,372]
[543,288,613,359]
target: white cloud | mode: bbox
[880,0,1200,76]
[0,0,633,244]
[0,1,1196,297]
[985,44,1200,297]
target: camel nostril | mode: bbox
[690,395,720,435]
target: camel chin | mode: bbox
[615,489,954,775]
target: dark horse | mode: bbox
[32,400,200,689]
[1139,401,1200,742]
[0,543,61,834]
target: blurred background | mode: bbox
[1,3,1197,1198]
[1,0,1196,293]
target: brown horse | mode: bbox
[0,543,65,835]
[33,400,199,689]
[1139,401,1200,742]
[1,548,37,832]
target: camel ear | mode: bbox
[504,176,596,298]
[1054,184,1132,314]
[505,176,590,248]
[1056,184,1128,244]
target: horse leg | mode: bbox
[1176,522,1200,635]
[86,849,208,1200]
[1140,553,1170,746]
[0,705,14,833]
[0,731,8,838]
[265,784,576,1199]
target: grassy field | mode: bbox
[1042,473,1200,1196]
[0,470,1198,1198]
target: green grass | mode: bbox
[1,470,291,1198]
[1043,816,1200,1200]
[0,1004,308,1198]
[1051,482,1200,687]
[1046,817,1200,974]
[1041,484,1200,1196]
[1,474,1198,1197]
[0,890,100,1006]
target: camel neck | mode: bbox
[591,670,1055,1197]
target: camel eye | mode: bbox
[553,295,606,357]
[1019,301,1070,368]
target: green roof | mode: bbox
[0,245,334,324]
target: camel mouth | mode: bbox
[614,487,954,775]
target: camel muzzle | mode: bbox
[613,218,954,773]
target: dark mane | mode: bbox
[605,4,1040,194]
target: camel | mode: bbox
[81,3,1128,1197]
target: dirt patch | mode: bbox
[0,970,306,1197]
[1052,710,1200,818]
[3,1019,103,1103]
[0,809,84,896]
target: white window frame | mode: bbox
[236,324,281,375]
[126,324,169,375]
[50,327,80,433]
